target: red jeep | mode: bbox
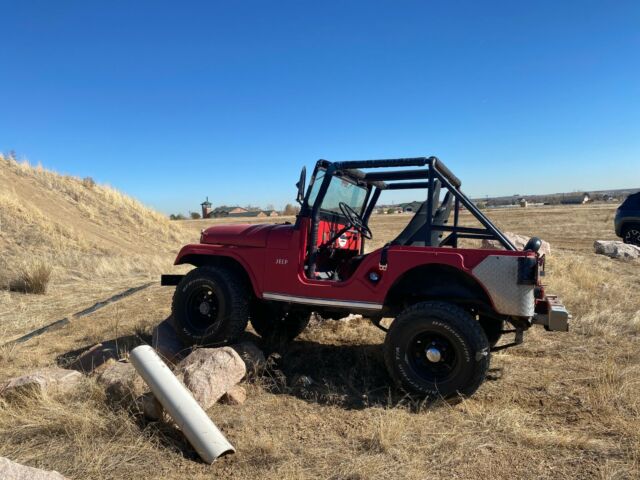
[162,157,569,399]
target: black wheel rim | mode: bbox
[408,331,459,384]
[184,285,220,335]
[625,228,640,246]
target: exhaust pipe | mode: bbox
[130,345,235,463]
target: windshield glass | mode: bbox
[307,170,368,214]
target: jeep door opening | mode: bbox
[162,156,569,399]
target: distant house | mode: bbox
[561,193,590,205]
[519,198,528,208]
[228,210,266,218]
[263,210,279,217]
[210,206,249,218]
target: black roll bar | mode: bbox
[331,156,461,189]
[386,181,430,190]
[431,169,516,250]
[332,158,429,169]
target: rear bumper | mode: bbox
[532,295,570,332]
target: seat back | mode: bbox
[391,180,441,247]
[430,191,454,246]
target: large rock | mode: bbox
[482,232,551,256]
[0,457,69,479]
[0,368,82,399]
[594,240,640,260]
[221,385,247,405]
[152,316,188,364]
[176,347,246,410]
[230,342,266,375]
[96,361,146,402]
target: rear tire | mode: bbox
[250,300,310,343]
[384,301,490,399]
[622,224,640,246]
[172,266,249,346]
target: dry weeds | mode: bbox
[4,259,53,294]
[0,162,638,479]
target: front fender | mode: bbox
[173,244,262,298]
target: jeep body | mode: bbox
[163,157,569,399]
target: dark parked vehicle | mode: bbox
[615,192,640,246]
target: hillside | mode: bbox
[0,154,193,276]
[0,154,193,340]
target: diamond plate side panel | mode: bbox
[472,255,534,317]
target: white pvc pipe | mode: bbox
[129,345,235,463]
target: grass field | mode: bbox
[1,156,638,479]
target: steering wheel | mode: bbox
[339,202,373,240]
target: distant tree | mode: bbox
[266,203,275,211]
[190,211,201,219]
[283,203,299,215]
[170,213,186,220]
[387,207,396,214]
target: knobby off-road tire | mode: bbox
[249,300,310,343]
[172,266,249,346]
[622,224,640,247]
[479,316,503,348]
[384,301,490,399]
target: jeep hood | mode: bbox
[201,223,280,247]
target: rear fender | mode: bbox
[384,263,496,314]
[174,244,260,297]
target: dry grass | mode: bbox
[1,167,639,479]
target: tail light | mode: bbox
[517,256,538,285]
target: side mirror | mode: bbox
[296,166,306,204]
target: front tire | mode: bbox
[622,224,640,246]
[172,266,249,346]
[384,301,490,399]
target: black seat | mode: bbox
[430,191,454,245]
[391,181,454,247]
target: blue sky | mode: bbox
[1,1,638,214]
